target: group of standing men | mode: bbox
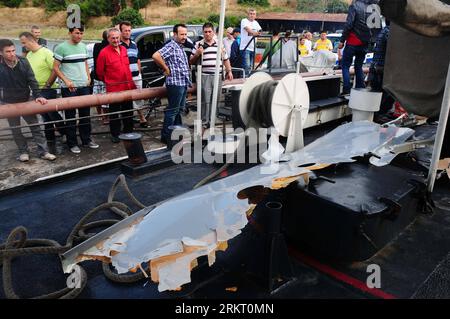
[153,22,235,145]
[0,21,150,161]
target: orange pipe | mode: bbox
[0,69,364,119]
[0,86,196,119]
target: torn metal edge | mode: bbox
[61,205,156,273]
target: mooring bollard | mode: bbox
[119,133,147,166]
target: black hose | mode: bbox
[247,80,277,128]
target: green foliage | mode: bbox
[164,18,182,25]
[297,0,348,13]
[131,0,150,10]
[326,0,348,13]
[44,0,67,12]
[111,8,144,27]
[168,0,181,7]
[44,0,116,16]
[80,0,106,17]
[207,14,245,28]
[0,0,24,8]
[296,0,324,12]
[237,0,269,7]
[186,17,207,25]
[32,0,42,6]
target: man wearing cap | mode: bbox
[229,28,243,78]
[223,27,235,58]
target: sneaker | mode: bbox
[83,141,100,149]
[19,153,29,162]
[111,136,121,143]
[41,152,56,161]
[70,146,81,154]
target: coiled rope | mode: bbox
[0,174,150,299]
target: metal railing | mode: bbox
[241,34,301,74]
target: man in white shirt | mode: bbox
[239,8,262,76]
[223,27,235,58]
[304,31,313,53]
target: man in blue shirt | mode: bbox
[230,28,244,78]
[152,24,191,146]
[120,21,148,128]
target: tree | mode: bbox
[131,0,150,10]
[0,0,24,8]
[167,0,181,7]
[43,0,66,12]
[296,0,348,13]
[207,14,245,28]
[327,0,349,13]
[111,8,144,27]
[237,0,269,6]
[296,0,325,12]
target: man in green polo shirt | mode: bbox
[53,25,99,154]
[20,31,66,155]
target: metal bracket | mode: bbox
[387,138,435,156]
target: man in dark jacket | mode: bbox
[0,39,56,162]
[368,22,394,114]
[229,28,244,78]
[339,0,380,95]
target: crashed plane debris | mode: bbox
[61,121,415,292]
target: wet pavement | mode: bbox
[0,105,201,191]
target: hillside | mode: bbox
[0,0,352,39]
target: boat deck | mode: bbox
[1,122,449,299]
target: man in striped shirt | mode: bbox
[152,24,191,145]
[120,21,148,128]
[190,22,233,127]
[53,25,99,154]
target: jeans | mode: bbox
[7,114,49,156]
[242,50,255,77]
[161,85,187,143]
[109,101,134,138]
[61,87,92,147]
[342,44,367,93]
[40,88,66,141]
